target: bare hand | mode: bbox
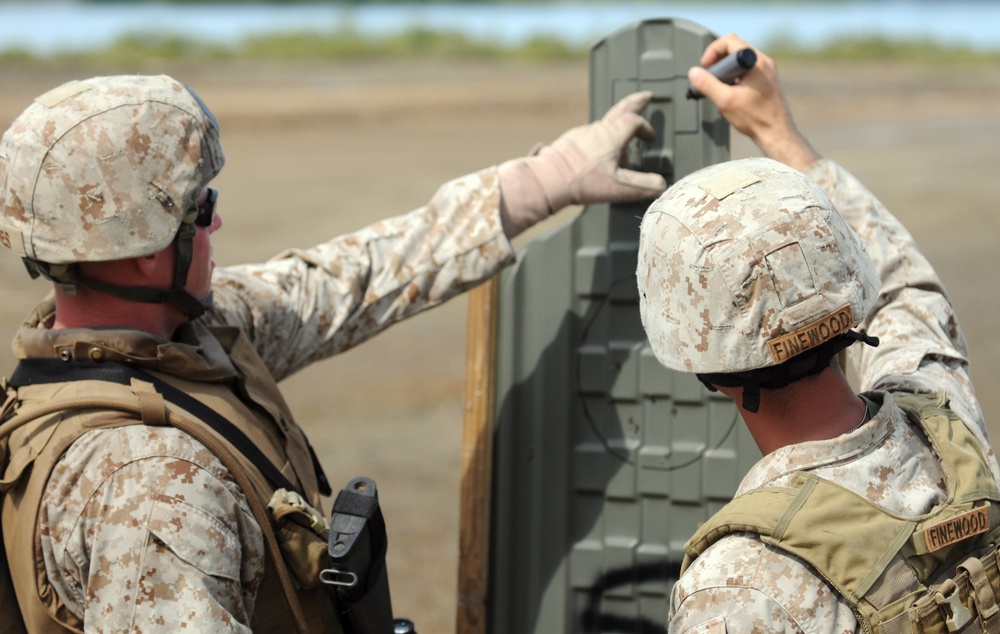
[688,34,820,171]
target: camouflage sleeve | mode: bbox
[802,160,988,438]
[40,425,265,632]
[204,167,516,382]
[668,534,856,633]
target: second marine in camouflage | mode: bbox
[640,34,1000,632]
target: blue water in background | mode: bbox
[1,1,999,56]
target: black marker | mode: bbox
[686,47,757,100]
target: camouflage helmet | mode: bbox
[0,74,225,265]
[637,157,880,376]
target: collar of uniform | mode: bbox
[13,297,238,382]
[735,390,900,495]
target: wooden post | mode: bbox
[456,277,500,634]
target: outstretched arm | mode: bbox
[207,92,666,381]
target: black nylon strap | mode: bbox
[8,358,297,494]
[75,276,209,320]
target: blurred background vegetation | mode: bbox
[2,28,999,69]
[2,0,999,69]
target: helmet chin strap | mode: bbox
[23,220,212,321]
[696,331,880,414]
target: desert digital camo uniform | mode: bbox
[4,168,514,632]
[665,159,1000,633]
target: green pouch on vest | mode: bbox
[269,488,330,590]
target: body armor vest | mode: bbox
[683,392,1000,633]
[0,325,340,633]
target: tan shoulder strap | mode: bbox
[683,475,917,604]
[682,486,795,570]
[128,382,311,634]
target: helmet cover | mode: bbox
[0,74,225,264]
[637,157,880,375]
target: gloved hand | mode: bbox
[498,91,668,238]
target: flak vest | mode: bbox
[0,325,342,633]
[682,392,1000,633]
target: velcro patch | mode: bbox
[698,166,760,200]
[767,304,853,364]
[922,506,991,553]
[0,224,25,256]
[35,80,91,108]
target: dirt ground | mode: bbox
[1,57,999,632]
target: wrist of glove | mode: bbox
[498,91,668,238]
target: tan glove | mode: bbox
[498,91,668,237]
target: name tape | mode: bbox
[767,304,854,364]
[922,506,991,553]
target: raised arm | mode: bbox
[691,34,990,451]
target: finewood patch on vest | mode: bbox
[767,304,854,364]
[923,506,991,553]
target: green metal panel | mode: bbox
[487,19,761,633]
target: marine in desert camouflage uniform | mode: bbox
[637,35,1000,632]
[0,75,666,631]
